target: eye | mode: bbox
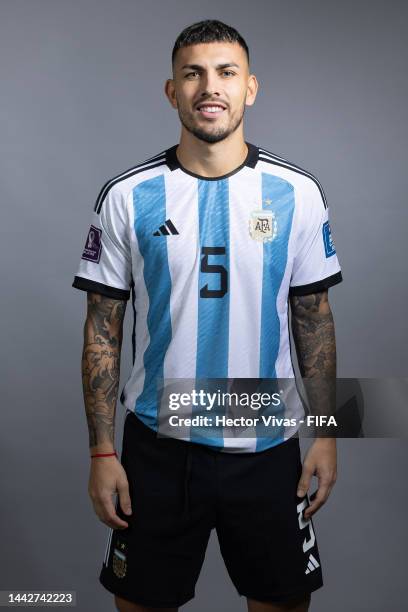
[221,70,235,77]
[185,71,200,79]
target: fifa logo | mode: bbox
[87,230,95,248]
[81,224,102,263]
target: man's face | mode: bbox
[166,42,257,144]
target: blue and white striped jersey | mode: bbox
[73,143,342,452]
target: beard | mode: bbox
[177,102,246,144]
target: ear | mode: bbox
[245,74,259,107]
[165,78,178,109]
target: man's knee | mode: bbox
[114,594,178,612]
[247,592,311,612]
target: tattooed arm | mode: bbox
[82,292,127,452]
[290,290,337,519]
[290,290,336,379]
[82,292,132,529]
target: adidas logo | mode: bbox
[153,219,179,236]
[305,553,320,575]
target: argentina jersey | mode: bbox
[73,143,342,453]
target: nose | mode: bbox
[199,72,220,98]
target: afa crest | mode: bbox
[249,210,278,243]
[112,539,127,578]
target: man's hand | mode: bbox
[88,456,133,529]
[297,438,337,520]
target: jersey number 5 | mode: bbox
[200,247,228,299]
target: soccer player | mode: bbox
[73,20,342,612]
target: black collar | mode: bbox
[165,142,259,180]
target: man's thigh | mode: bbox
[216,436,323,604]
[115,593,178,612]
[99,413,214,609]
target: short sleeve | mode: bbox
[289,180,342,296]
[72,185,132,300]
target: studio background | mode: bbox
[1,1,407,610]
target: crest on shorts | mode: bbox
[249,209,277,243]
[112,539,127,578]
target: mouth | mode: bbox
[195,103,227,119]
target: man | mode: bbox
[73,20,341,612]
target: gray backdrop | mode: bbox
[1,0,407,610]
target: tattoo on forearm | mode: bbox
[81,293,126,448]
[290,291,336,432]
[290,292,336,378]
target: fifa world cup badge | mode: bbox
[249,210,278,243]
[112,539,127,578]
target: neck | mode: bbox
[176,127,248,178]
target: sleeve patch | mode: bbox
[81,225,102,263]
[322,221,336,257]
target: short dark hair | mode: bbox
[172,20,249,66]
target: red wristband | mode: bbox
[90,451,118,459]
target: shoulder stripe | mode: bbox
[94,152,167,214]
[258,149,328,209]
[258,148,289,163]
[259,148,325,182]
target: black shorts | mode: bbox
[99,412,323,608]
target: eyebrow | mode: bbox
[180,62,240,71]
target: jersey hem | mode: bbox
[72,276,130,300]
[289,271,343,296]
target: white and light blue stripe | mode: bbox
[133,175,172,428]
